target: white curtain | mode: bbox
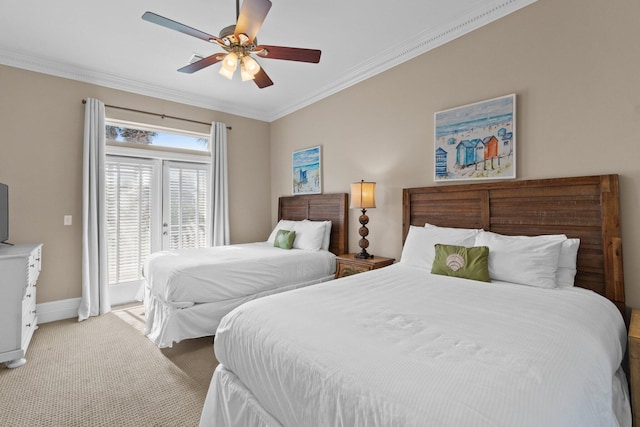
[78,98,110,321]
[210,122,230,246]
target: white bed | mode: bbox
[203,264,629,427]
[142,242,335,348]
[141,193,349,348]
[199,175,631,427]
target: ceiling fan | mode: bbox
[142,0,321,89]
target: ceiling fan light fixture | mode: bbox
[242,56,260,76]
[219,65,235,80]
[221,52,238,70]
[219,52,238,79]
[240,63,255,81]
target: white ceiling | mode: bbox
[0,0,536,122]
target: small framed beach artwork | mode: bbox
[292,145,322,195]
[434,94,516,182]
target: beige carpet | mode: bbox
[113,304,147,334]
[113,304,219,391]
[0,308,218,426]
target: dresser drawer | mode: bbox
[335,254,395,279]
[21,309,37,349]
[27,246,41,287]
[22,288,37,322]
[336,262,370,277]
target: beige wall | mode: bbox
[271,0,640,306]
[0,65,271,304]
[2,0,639,309]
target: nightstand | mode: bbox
[335,253,395,279]
[629,309,640,426]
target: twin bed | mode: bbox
[141,193,348,348]
[200,174,631,427]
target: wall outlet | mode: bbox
[64,215,72,226]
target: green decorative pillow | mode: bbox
[274,229,296,249]
[431,244,490,282]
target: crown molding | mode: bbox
[0,48,270,121]
[268,0,538,121]
[0,0,537,123]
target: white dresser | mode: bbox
[0,243,42,368]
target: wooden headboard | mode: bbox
[402,175,625,311]
[278,193,348,256]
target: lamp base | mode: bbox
[355,208,373,259]
[354,249,374,259]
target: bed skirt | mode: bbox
[200,365,281,427]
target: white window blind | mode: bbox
[105,158,153,285]
[165,162,209,250]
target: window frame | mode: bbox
[106,119,212,158]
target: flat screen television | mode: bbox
[0,183,8,243]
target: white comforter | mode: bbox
[209,263,629,427]
[142,242,336,308]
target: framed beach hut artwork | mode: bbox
[434,94,516,182]
[292,146,322,195]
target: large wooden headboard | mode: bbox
[402,175,625,311]
[278,193,348,256]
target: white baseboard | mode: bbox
[109,281,143,306]
[37,298,81,324]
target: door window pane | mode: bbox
[105,159,153,285]
[167,163,208,250]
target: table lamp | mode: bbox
[350,180,376,259]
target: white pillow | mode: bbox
[303,219,332,251]
[400,225,478,270]
[474,231,564,289]
[292,220,327,251]
[267,220,296,243]
[556,238,580,287]
[424,223,478,233]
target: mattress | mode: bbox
[142,242,336,308]
[205,263,630,427]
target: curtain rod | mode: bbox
[81,99,231,130]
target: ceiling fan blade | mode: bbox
[255,45,321,63]
[235,0,272,44]
[177,54,224,73]
[253,67,274,89]
[142,12,222,44]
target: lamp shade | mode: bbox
[219,52,238,79]
[240,64,255,81]
[350,181,376,209]
[221,52,238,70]
[241,56,261,76]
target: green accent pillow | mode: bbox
[431,244,490,282]
[274,229,296,249]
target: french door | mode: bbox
[162,161,209,250]
[106,156,210,304]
